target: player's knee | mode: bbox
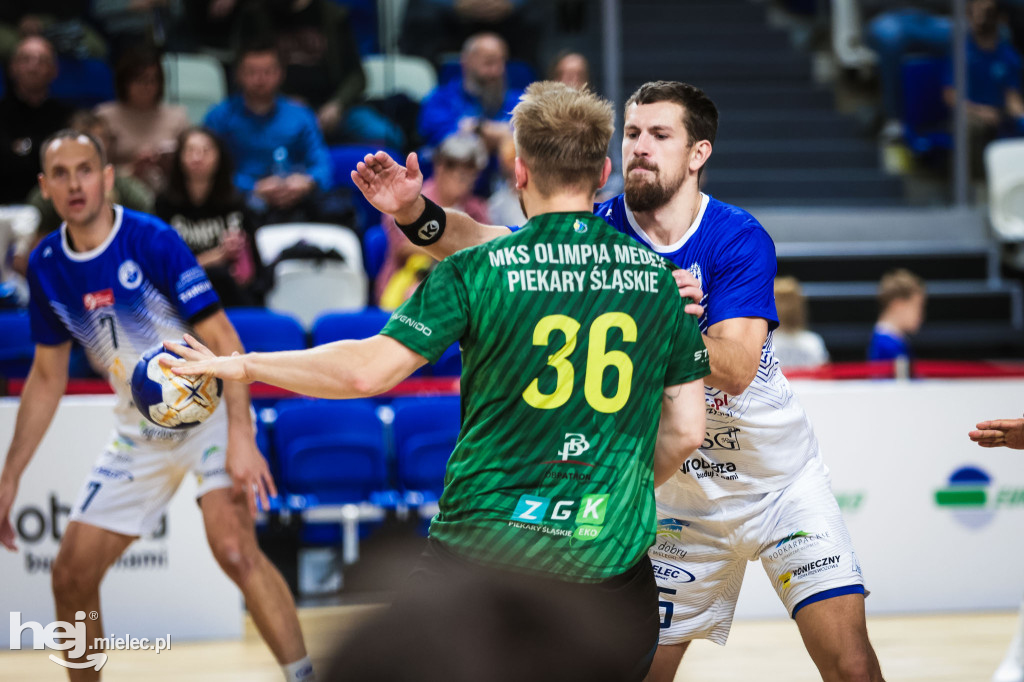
[210,535,258,584]
[830,647,880,682]
[51,557,100,603]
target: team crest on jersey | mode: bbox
[83,288,115,310]
[118,260,143,290]
[572,219,587,234]
[688,263,703,290]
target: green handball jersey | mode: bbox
[381,211,709,582]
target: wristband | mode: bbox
[396,196,446,246]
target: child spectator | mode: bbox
[772,276,829,368]
[868,268,927,361]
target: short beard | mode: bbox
[624,172,684,212]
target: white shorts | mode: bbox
[650,456,866,646]
[68,409,231,537]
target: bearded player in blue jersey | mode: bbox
[352,81,885,682]
[0,131,314,682]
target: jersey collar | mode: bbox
[61,204,124,262]
[624,192,709,255]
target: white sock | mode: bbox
[282,656,315,682]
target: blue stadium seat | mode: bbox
[311,308,391,346]
[274,398,388,503]
[329,145,401,232]
[901,56,953,156]
[0,311,33,379]
[362,223,387,283]
[51,57,115,109]
[391,395,461,500]
[226,307,307,353]
[438,58,536,91]
[431,343,461,377]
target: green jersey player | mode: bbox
[169,82,709,679]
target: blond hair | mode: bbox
[774,276,807,331]
[878,269,926,311]
[511,81,613,197]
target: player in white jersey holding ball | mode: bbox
[351,80,885,682]
[0,131,314,682]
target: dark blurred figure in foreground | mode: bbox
[325,571,639,682]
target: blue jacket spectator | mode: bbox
[204,43,337,226]
[419,33,521,147]
[942,0,1024,136]
[205,94,333,192]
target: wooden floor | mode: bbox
[1,607,1017,681]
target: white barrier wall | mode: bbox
[733,379,1024,619]
[0,396,243,648]
[2,380,1022,639]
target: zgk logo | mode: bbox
[510,493,609,541]
[418,220,440,242]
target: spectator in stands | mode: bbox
[868,268,926,361]
[399,0,541,69]
[0,36,72,204]
[486,135,526,226]
[418,32,520,194]
[772,276,829,368]
[95,45,190,192]
[864,1,952,137]
[24,110,154,240]
[233,0,404,148]
[942,0,1024,165]
[204,42,339,227]
[419,33,519,150]
[548,50,590,90]
[0,2,108,61]
[155,126,264,307]
[377,132,489,308]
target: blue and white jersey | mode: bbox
[27,205,221,440]
[595,193,819,500]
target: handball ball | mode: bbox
[131,342,222,429]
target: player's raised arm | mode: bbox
[0,341,71,550]
[351,150,511,259]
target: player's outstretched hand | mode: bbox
[673,269,705,317]
[163,334,253,383]
[969,418,1024,449]
[227,438,278,518]
[0,480,18,551]
[350,151,424,217]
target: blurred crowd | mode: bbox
[0,0,593,318]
